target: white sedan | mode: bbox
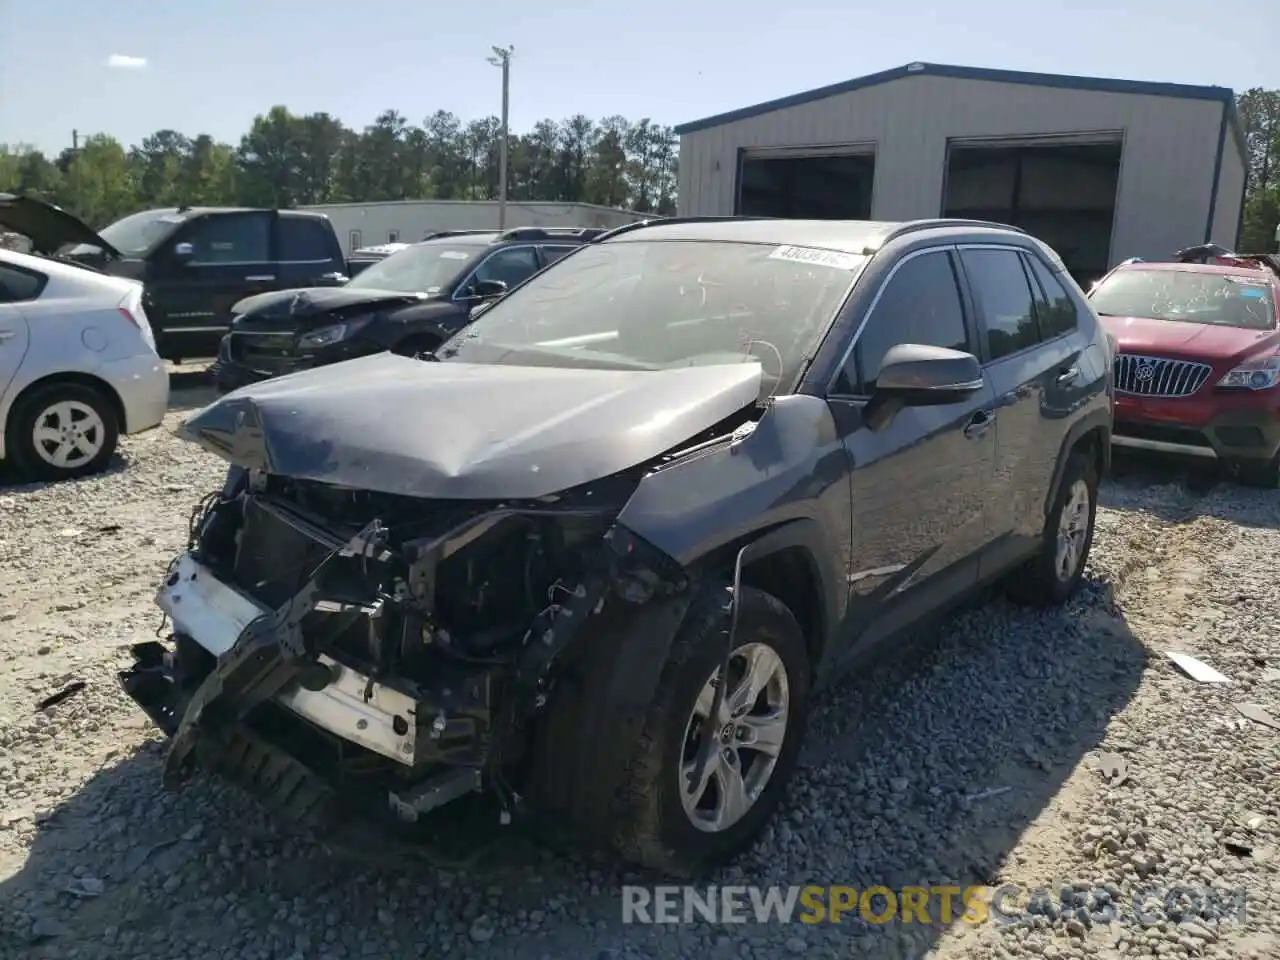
[0,248,169,481]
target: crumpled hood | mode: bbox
[178,353,763,500]
[1099,314,1280,362]
[0,193,120,257]
[233,286,429,319]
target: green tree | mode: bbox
[1237,88,1280,251]
[0,107,680,223]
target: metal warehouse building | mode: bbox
[674,62,1246,284]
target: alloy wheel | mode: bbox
[1055,478,1092,582]
[31,400,107,470]
[678,641,790,833]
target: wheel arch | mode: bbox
[1,371,126,461]
[694,518,840,678]
[1044,407,1111,520]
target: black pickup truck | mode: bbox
[0,194,352,362]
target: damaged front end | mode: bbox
[118,465,687,827]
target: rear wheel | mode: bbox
[8,382,120,482]
[1004,450,1098,606]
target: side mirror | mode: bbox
[470,278,508,299]
[173,242,195,262]
[873,343,984,407]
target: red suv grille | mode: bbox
[1113,354,1212,398]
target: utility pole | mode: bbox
[72,129,80,211]
[487,45,514,230]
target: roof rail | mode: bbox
[421,229,495,241]
[495,226,610,242]
[590,215,777,243]
[878,219,1030,246]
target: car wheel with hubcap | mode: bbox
[9,383,120,481]
[1005,449,1099,606]
[679,640,791,834]
[528,581,811,877]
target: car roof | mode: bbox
[599,217,1029,255]
[1113,261,1277,279]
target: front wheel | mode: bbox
[534,583,811,876]
[1234,454,1280,489]
[8,382,120,482]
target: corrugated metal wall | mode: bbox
[1210,117,1247,249]
[678,74,1235,264]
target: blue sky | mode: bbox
[2,0,1277,155]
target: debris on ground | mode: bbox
[1165,650,1233,683]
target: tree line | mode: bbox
[0,106,680,229]
[1238,88,1280,252]
[1,89,1278,252]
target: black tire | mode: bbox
[1235,454,1280,490]
[531,583,811,877]
[1004,450,1099,606]
[8,382,120,482]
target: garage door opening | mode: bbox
[942,139,1121,287]
[737,152,875,219]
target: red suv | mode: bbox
[1088,254,1280,487]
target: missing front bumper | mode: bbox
[136,551,421,765]
[117,548,490,824]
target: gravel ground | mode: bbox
[2,375,1279,960]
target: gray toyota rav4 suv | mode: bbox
[119,217,1113,876]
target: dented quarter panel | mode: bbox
[178,353,764,501]
[617,394,852,663]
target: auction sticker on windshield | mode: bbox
[1227,278,1271,298]
[769,245,862,271]
[440,250,470,260]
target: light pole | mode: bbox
[487,45,514,230]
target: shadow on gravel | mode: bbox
[2,575,1148,959]
[1102,450,1280,530]
[0,452,133,491]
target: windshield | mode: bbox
[346,242,485,294]
[1090,268,1277,331]
[436,239,867,395]
[67,209,184,256]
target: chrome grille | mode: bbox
[1113,353,1212,398]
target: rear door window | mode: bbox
[1023,253,1079,338]
[181,213,272,265]
[0,262,47,302]
[279,217,334,262]
[959,247,1044,361]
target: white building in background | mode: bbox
[674,61,1247,284]
[297,200,652,253]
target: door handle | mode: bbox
[963,409,995,439]
[0,330,15,342]
[1056,366,1080,385]
[245,275,276,282]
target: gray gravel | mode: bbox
[2,381,1279,960]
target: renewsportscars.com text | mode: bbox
[621,884,1249,927]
